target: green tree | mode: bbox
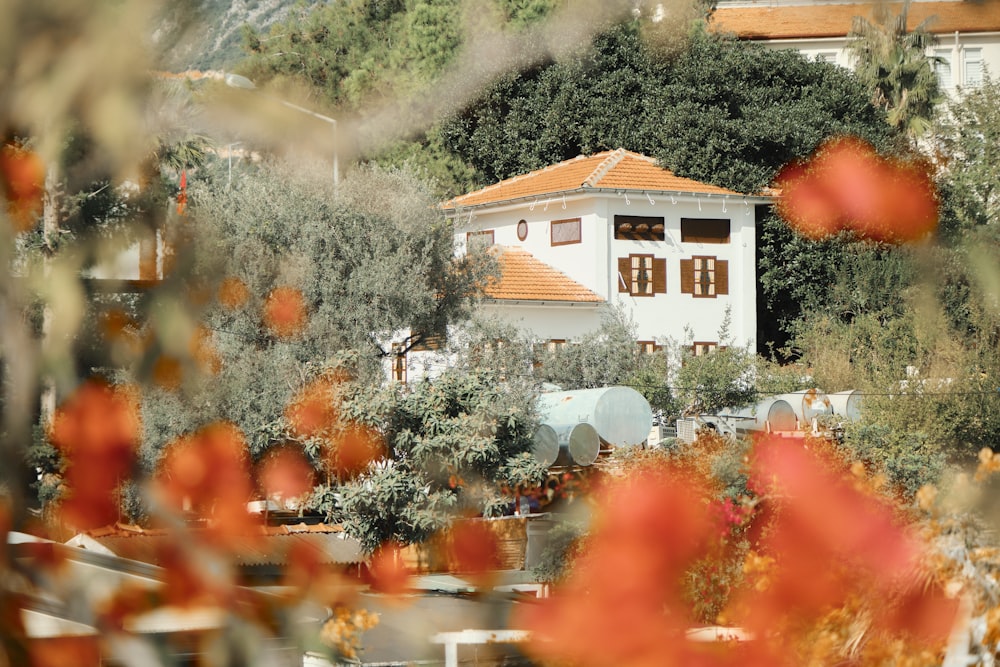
[239,0,562,111]
[846,0,942,137]
[335,366,546,552]
[674,313,758,415]
[135,159,492,466]
[933,73,1000,236]
[440,24,894,194]
[534,306,677,416]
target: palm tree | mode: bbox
[847,0,942,138]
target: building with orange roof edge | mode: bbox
[710,0,1000,97]
[385,149,773,385]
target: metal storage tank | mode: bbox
[728,397,798,433]
[552,422,601,466]
[532,423,601,466]
[828,390,863,421]
[777,390,833,424]
[531,424,559,467]
[537,387,653,447]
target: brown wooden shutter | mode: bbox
[715,259,729,295]
[680,259,694,294]
[652,258,666,294]
[618,257,630,293]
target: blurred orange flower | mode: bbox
[218,276,250,310]
[30,636,101,667]
[256,444,316,501]
[0,143,44,232]
[189,325,221,375]
[327,424,385,480]
[286,377,340,441]
[263,286,307,338]
[736,437,957,647]
[156,422,256,542]
[368,543,410,595]
[517,468,716,666]
[775,137,938,243]
[49,380,140,530]
[449,520,501,588]
[152,355,182,391]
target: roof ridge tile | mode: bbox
[583,148,626,188]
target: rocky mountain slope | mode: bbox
[155,0,325,71]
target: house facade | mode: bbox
[431,149,772,370]
[710,0,1000,97]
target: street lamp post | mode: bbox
[224,73,339,186]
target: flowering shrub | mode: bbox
[517,433,961,666]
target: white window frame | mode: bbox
[963,48,983,88]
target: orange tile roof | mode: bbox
[442,149,743,209]
[712,1,1000,41]
[486,246,602,303]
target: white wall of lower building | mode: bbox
[452,191,762,353]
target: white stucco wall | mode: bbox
[451,190,762,353]
[758,31,1000,99]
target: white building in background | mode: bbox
[710,0,1000,96]
[384,149,772,384]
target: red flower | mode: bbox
[775,136,938,243]
[263,286,308,338]
[0,143,44,232]
[49,380,140,529]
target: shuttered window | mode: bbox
[551,218,581,246]
[680,218,730,244]
[637,340,663,355]
[680,256,728,298]
[614,215,665,241]
[692,341,718,356]
[411,332,446,352]
[618,254,666,296]
[964,48,983,88]
[466,230,494,251]
[391,343,407,383]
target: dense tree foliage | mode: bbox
[239,0,563,109]
[440,24,895,194]
[131,159,493,480]
[933,74,1000,236]
[335,366,546,552]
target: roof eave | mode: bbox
[443,187,772,215]
[484,298,604,307]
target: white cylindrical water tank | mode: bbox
[537,387,653,447]
[828,390,862,421]
[552,422,601,466]
[532,424,559,467]
[726,397,798,432]
[777,390,833,424]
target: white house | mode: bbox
[710,0,1000,96]
[423,149,772,375]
